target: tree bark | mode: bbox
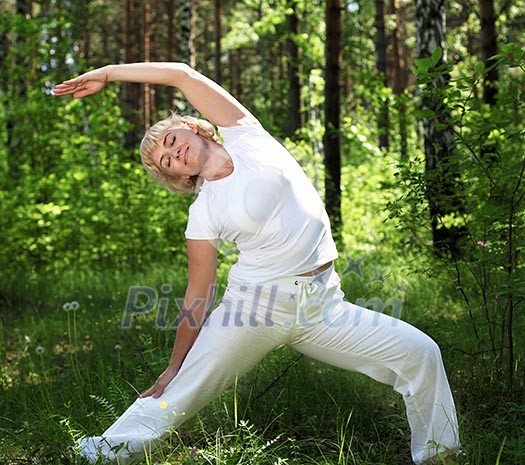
[416,0,465,254]
[324,0,342,239]
[166,0,176,109]
[375,0,389,148]
[214,0,222,85]
[144,0,151,131]
[479,0,498,106]
[123,0,141,149]
[389,0,409,159]
[286,0,302,138]
[179,0,196,114]
[179,0,196,68]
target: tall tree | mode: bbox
[416,0,464,253]
[286,0,302,137]
[389,0,409,159]
[123,0,141,150]
[214,0,222,85]
[144,0,151,131]
[324,0,342,239]
[479,0,499,105]
[374,0,389,148]
[180,0,196,68]
[166,0,176,109]
[6,0,33,180]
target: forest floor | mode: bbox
[0,264,523,465]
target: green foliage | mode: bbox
[389,43,525,388]
[0,9,194,275]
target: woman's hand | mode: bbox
[53,67,109,99]
[141,365,180,399]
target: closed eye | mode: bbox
[171,134,176,146]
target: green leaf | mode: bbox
[416,108,436,119]
[416,57,432,72]
[431,47,443,66]
[475,61,485,74]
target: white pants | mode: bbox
[76,266,460,464]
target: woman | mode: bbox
[54,63,460,464]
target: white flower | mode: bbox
[63,301,79,311]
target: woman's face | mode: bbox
[153,125,206,177]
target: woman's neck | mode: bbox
[200,141,234,181]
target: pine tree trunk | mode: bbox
[166,0,176,109]
[389,0,409,159]
[375,0,389,148]
[6,0,32,180]
[324,0,342,239]
[180,0,196,114]
[286,0,302,138]
[479,0,498,106]
[214,0,222,85]
[144,0,151,131]
[123,0,141,149]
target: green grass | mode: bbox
[0,263,523,465]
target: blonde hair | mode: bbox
[140,113,220,193]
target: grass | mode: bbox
[0,262,523,465]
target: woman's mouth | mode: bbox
[184,146,189,165]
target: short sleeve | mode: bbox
[185,195,219,240]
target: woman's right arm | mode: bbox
[54,62,260,128]
[141,238,218,399]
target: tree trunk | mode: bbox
[229,48,243,101]
[479,0,498,106]
[286,0,302,138]
[416,0,465,254]
[179,0,196,68]
[324,0,342,239]
[166,0,176,110]
[374,0,389,148]
[214,0,222,85]
[389,0,409,159]
[123,0,141,149]
[144,0,151,131]
[180,0,196,114]
[6,0,32,180]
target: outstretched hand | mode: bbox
[53,68,109,99]
[141,365,179,399]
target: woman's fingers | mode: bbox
[140,382,166,399]
[53,82,82,96]
[141,386,156,398]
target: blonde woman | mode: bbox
[54,63,460,464]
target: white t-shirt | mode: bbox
[185,125,338,284]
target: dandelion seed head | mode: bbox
[36,346,45,355]
[114,344,122,351]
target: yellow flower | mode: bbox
[160,401,168,409]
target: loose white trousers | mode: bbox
[77,266,460,464]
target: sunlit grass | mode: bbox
[0,263,523,465]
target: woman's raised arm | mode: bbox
[54,62,260,128]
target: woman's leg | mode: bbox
[76,294,287,464]
[289,272,460,465]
